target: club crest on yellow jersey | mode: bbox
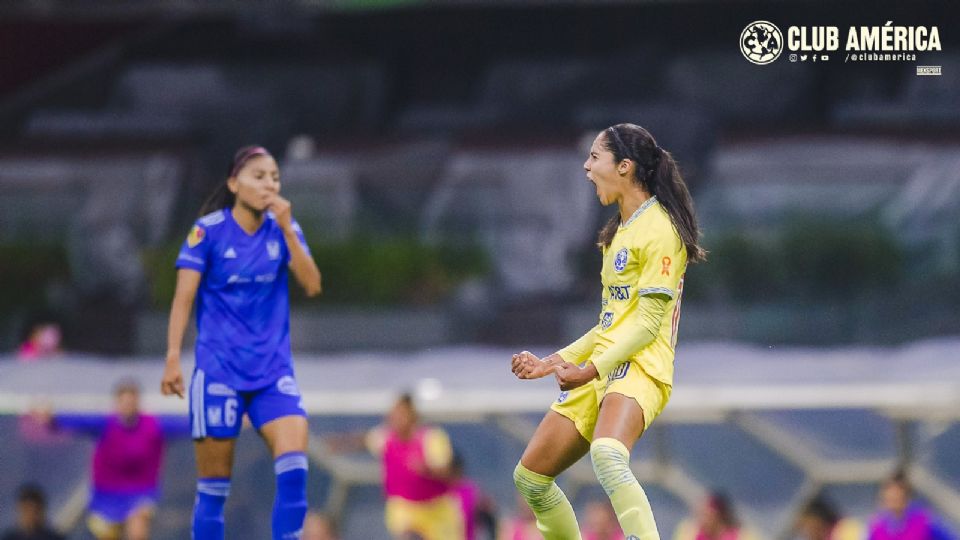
[614,248,629,272]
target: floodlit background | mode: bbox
[1,1,958,538]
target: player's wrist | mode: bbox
[580,362,600,380]
[544,353,564,366]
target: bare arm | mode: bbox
[270,195,322,297]
[162,269,201,399]
[283,227,322,297]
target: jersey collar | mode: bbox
[620,195,658,229]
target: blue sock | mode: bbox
[272,452,309,540]
[193,477,230,540]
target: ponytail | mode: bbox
[198,184,234,217]
[596,124,706,263]
[597,215,620,249]
[650,148,706,263]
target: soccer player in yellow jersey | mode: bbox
[510,123,706,540]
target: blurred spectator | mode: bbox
[302,510,339,540]
[868,470,956,540]
[16,322,62,362]
[0,483,64,540]
[795,495,864,540]
[581,499,624,540]
[672,492,758,540]
[285,134,317,162]
[796,494,865,540]
[32,379,189,540]
[450,452,497,540]
[365,393,463,540]
[497,493,540,540]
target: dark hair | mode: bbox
[16,483,46,507]
[885,468,913,495]
[707,491,738,527]
[801,495,840,524]
[596,124,705,263]
[198,145,273,217]
[395,392,417,412]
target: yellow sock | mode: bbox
[590,437,660,540]
[513,462,582,540]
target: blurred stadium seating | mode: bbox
[3,340,960,537]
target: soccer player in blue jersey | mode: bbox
[160,145,322,540]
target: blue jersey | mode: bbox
[175,209,309,390]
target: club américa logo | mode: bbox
[741,21,783,64]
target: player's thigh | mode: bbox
[595,364,671,447]
[519,410,590,477]
[249,374,309,457]
[87,515,121,540]
[384,497,416,538]
[593,392,646,448]
[194,437,237,478]
[124,506,153,540]
[259,414,309,458]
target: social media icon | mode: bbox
[821,55,829,61]
[789,53,798,62]
[801,54,808,61]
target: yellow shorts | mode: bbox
[550,359,672,441]
[384,494,463,540]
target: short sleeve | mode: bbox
[422,427,453,471]
[634,232,683,299]
[175,222,211,273]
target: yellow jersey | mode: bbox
[561,196,687,386]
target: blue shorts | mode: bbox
[189,368,306,439]
[89,489,158,523]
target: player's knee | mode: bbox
[513,462,563,512]
[513,462,544,497]
[590,438,636,496]
[124,511,151,540]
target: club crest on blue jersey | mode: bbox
[614,248,629,272]
[277,375,300,396]
[601,312,614,330]
[267,241,281,260]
